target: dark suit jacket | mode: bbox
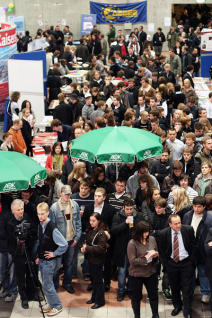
[204,227,212,280]
[82,202,116,232]
[160,71,176,84]
[183,72,194,88]
[159,225,196,264]
[182,210,212,264]
[53,102,73,125]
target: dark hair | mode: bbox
[11,91,20,102]
[85,120,94,130]
[51,141,64,156]
[193,196,206,207]
[3,132,12,140]
[132,221,150,242]
[51,119,62,129]
[87,212,107,232]
[93,167,105,183]
[205,194,212,210]
[123,198,134,207]
[21,100,32,112]
[179,174,190,182]
[186,65,194,72]
[116,178,127,185]
[194,122,203,130]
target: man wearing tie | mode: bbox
[159,214,196,318]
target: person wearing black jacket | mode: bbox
[21,118,32,156]
[159,214,196,318]
[160,63,176,84]
[183,65,194,88]
[173,84,186,109]
[111,95,125,126]
[182,196,212,304]
[88,34,102,56]
[5,199,37,309]
[180,147,196,186]
[111,198,142,301]
[150,149,171,185]
[153,198,172,299]
[205,226,212,312]
[82,188,116,291]
[53,93,73,126]
[47,67,63,103]
[0,209,17,301]
[153,28,166,56]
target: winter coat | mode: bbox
[111,210,143,267]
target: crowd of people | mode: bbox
[0,5,212,318]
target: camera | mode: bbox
[15,220,31,240]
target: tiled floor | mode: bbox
[7,277,212,318]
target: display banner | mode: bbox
[0,23,17,116]
[90,1,147,24]
[81,14,97,36]
[8,16,25,36]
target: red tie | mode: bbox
[173,232,179,263]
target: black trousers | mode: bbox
[130,273,159,318]
[166,258,195,316]
[89,263,105,305]
[14,255,35,301]
[103,247,112,286]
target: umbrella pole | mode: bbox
[116,163,119,180]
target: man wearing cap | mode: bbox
[82,93,95,120]
[49,185,81,294]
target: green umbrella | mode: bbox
[71,126,162,163]
[0,151,47,193]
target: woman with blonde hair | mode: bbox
[182,79,198,104]
[68,162,88,193]
[169,187,192,219]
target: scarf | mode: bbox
[52,154,64,171]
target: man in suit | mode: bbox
[182,196,212,304]
[160,63,176,84]
[183,65,194,88]
[82,187,116,291]
[159,214,196,318]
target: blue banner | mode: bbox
[90,1,147,24]
[81,14,97,36]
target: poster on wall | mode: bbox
[0,7,6,23]
[90,1,147,24]
[8,16,25,36]
[81,14,96,36]
[0,23,17,116]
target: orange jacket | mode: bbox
[8,128,27,153]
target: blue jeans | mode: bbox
[39,258,62,309]
[63,240,75,286]
[117,255,129,294]
[0,252,17,295]
[198,264,211,296]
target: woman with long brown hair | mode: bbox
[81,212,109,309]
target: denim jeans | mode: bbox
[197,264,211,296]
[0,252,17,295]
[39,258,62,309]
[63,240,75,286]
[117,255,129,294]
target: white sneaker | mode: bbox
[5,294,17,302]
[47,307,63,316]
[41,305,52,313]
[201,295,210,304]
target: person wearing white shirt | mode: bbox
[167,128,185,161]
[204,92,212,120]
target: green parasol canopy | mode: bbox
[0,151,47,193]
[70,126,162,163]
